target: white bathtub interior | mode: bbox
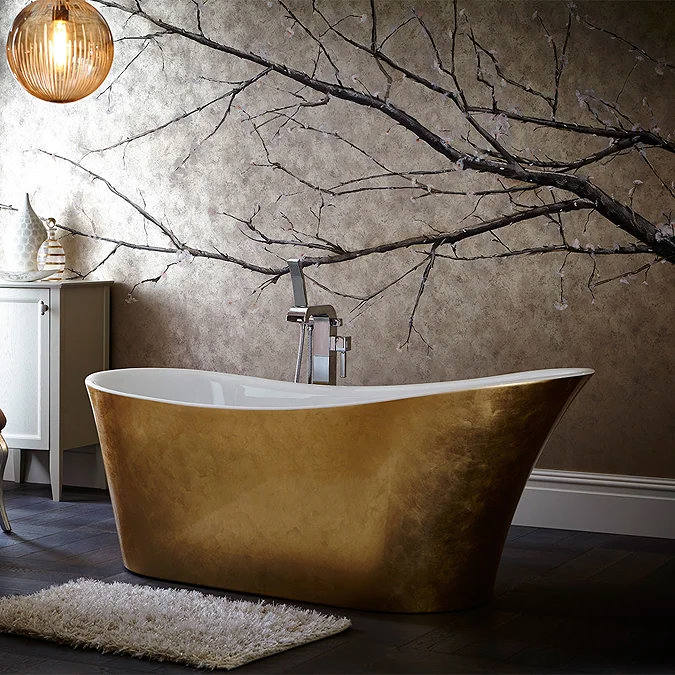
[86,367,594,411]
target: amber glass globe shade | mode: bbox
[6,0,114,103]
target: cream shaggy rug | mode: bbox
[0,579,351,670]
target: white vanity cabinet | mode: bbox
[0,280,112,501]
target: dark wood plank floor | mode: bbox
[1,482,674,674]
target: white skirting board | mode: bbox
[513,469,675,539]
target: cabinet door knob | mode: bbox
[40,301,49,316]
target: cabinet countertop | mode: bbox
[0,280,114,288]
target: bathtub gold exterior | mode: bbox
[88,372,591,612]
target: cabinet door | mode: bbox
[0,288,50,449]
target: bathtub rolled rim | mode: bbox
[85,367,594,411]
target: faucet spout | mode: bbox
[287,258,308,308]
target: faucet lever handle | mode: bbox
[333,335,352,379]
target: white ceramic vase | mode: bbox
[2,194,47,273]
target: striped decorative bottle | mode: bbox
[37,219,66,281]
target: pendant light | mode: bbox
[6,0,114,103]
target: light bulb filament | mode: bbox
[51,19,69,70]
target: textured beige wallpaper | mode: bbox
[1,1,673,477]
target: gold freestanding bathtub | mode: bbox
[86,367,593,612]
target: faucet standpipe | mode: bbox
[286,259,351,385]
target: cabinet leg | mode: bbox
[9,448,22,483]
[0,436,11,532]
[50,448,63,502]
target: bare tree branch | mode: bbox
[39,0,669,341]
[89,0,674,261]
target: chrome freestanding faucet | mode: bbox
[287,259,351,385]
